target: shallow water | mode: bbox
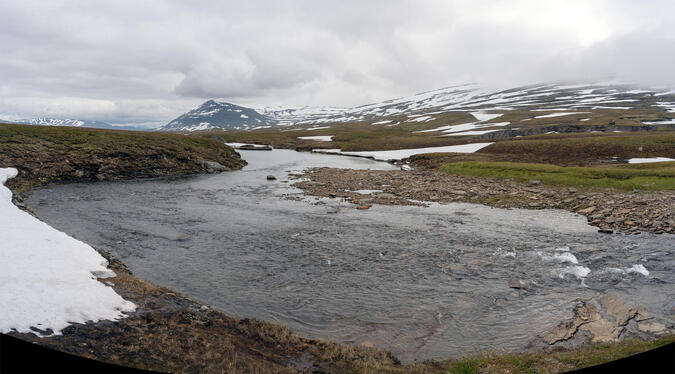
[27,149,675,362]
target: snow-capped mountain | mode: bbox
[261,82,674,126]
[158,100,277,131]
[2,117,147,131]
[5,117,111,128]
[162,83,675,132]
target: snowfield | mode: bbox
[0,168,135,336]
[627,157,675,164]
[314,143,493,161]
[298,135,333,141]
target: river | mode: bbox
[26,149,675,362]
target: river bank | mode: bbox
[292,167,674,234]
[2,135,674,373]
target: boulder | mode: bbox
[266,175,277,180]
[507,278,530,289]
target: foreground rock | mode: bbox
[541,295,673,347]
[292,168,674,234]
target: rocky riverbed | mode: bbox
[292,168,675,234]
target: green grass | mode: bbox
[439,160,675,191]
[0,123,245,192]
[479,132,675,160]
[443,335,675,374]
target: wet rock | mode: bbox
[507,278,530,289]
[542,302,600,345]
[266,175,276,180]
[579,318,622,343]
[356,204,372,210]
[598,228,614,234]
[600,295,635,326]
[197,160,230,173]
[635,305,652,322]
[577,206,596,214]
[637,321,668,335]
[173,234,190,241]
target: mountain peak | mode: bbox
[157,100,277,132]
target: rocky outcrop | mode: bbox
[541,296,673,346]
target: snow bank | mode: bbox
[314,143,493,161]
[225,142,270,149]
[298,135,333,141]
[627,157,675,164]
[0,168,135,336]
[534,112,589,119]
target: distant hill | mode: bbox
[157,100,278,131]
[1,117,146,131]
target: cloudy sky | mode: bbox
[1,0,674,127]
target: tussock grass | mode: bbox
[439,160,675,191]
[0,123,246,192]
[443,335,675,374]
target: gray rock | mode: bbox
[266,175,277,180]
[508,278,530,289]
[529,180,541,186]
[637,321,668,335]
[198,160,230,173]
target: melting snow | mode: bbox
[471,111,502,122]
[371,120,393,125]
[534,112,589,119]
[444,130,499,136]
[314,143,493,161]
[0,168,135,336]
[298,135,333,141]
[627,157,675,164]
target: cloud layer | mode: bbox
[1,0,673,125]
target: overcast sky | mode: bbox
[1,0,674,126]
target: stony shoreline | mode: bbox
[292,167,675,234]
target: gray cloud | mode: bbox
[0,0,673,125]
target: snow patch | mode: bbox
[298,135,333,141]
[534,112,589,119]
[0,168,135,336]
[627,157,675,164]
[314,143,493,161]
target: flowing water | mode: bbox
[26,149,675,362]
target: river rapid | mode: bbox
[26,149,675,362]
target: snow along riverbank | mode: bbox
[0,167,135,336]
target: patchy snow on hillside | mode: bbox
[471,111,502,122]
[0,168,135,336]
[314,143,493,161]
[627,157,675,164]
[298,135,333,141]
[534,112,590,119]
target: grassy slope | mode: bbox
[438,161,675,191]
[212,107,674,153]
[0,123,246,193]
[444,335,675,374]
